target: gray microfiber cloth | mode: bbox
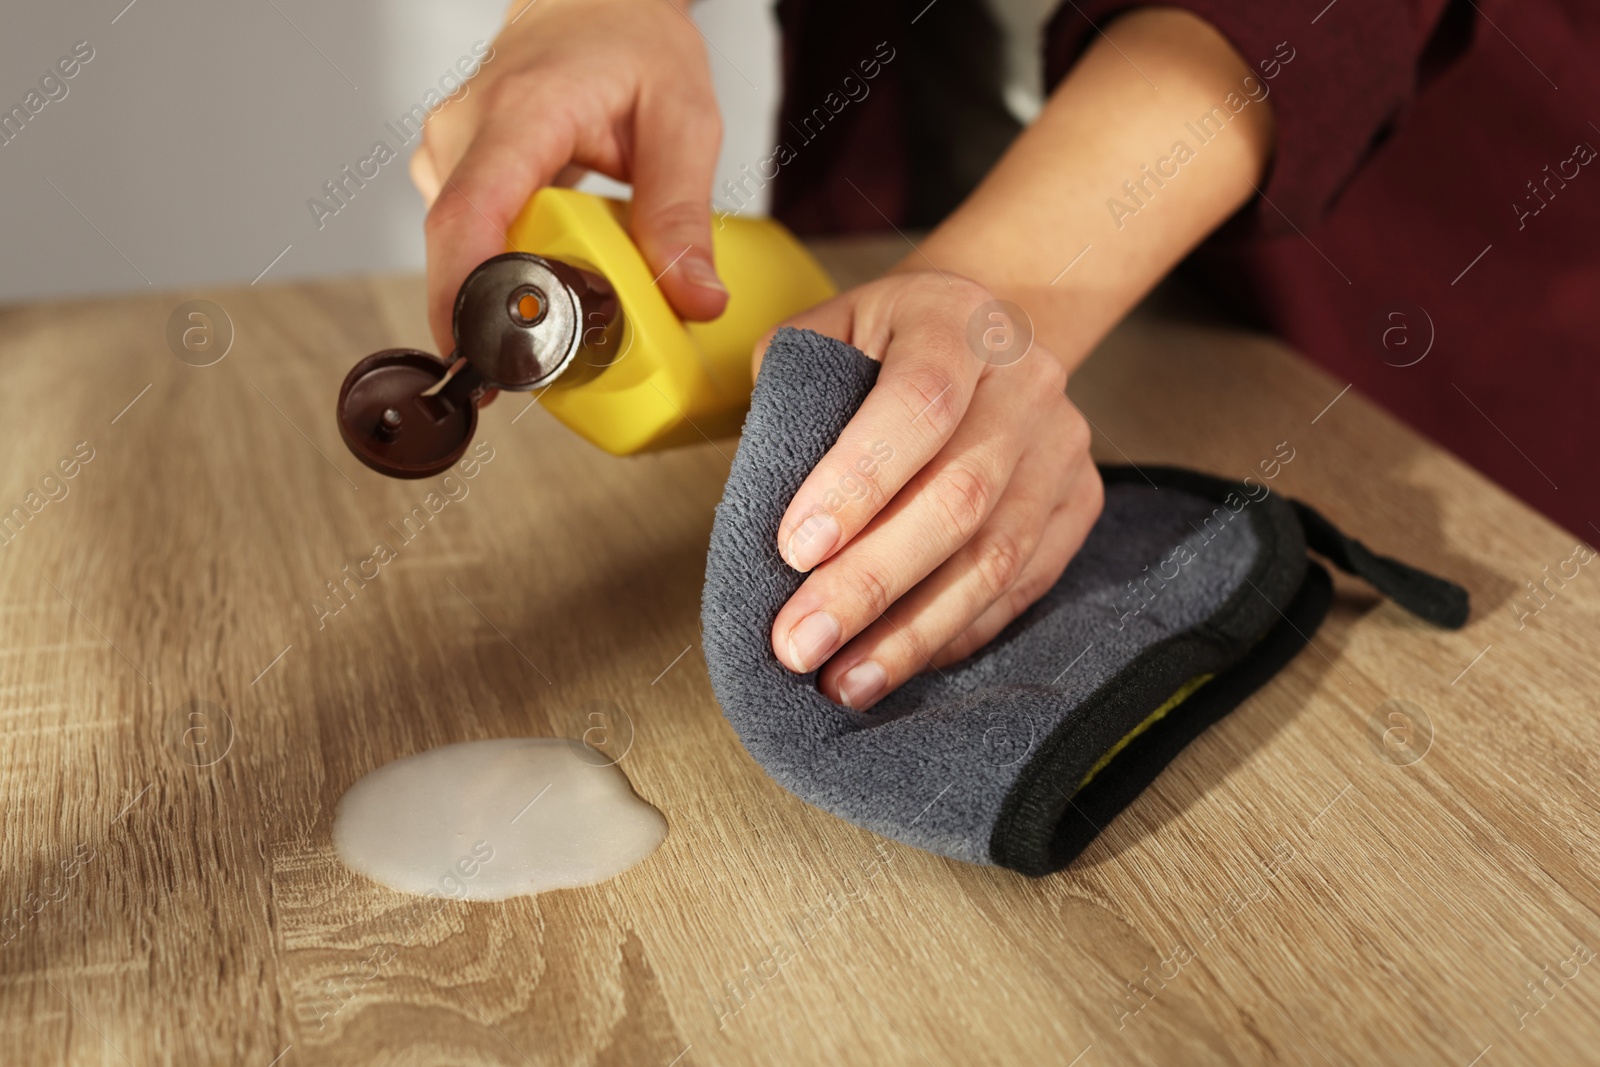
[701,328,1467,875]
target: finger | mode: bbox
[416,92,482,195]
[775,281,992,575]
[423,77,577,356]
[749,291,857,381]
[771,354,1053,677]
[410,147,443,206]
[932,463,1104,670]
[629,89,727,322]
[414,45,494,185]
[815,421,1083,708]
[552,163,588,188]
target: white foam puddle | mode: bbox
[332,738,666,900]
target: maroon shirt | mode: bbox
[771,0,1599,537]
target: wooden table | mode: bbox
[3,236,1598,1066]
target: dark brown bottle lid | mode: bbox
[337,349,483,479]
[335,252,620,479]
[455,253,592,390]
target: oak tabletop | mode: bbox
[2,236,1597,1066]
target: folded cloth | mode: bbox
[701,328,1468,875]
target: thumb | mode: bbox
[422,95,576,358]
[751,290,858,380]
[629,94,727,322]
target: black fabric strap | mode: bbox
[1290,499,1470,629]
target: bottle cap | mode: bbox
[337,349,483,479]
[335,252,618,479]
[453,253,604,390]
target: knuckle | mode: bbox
[407,149,434,188]
[972,527,1027,599]
[1005,566,1057,619]
[900,364,960,437]
[932,461,993,541]
[786,505,829,547]
[684,102,723,146]
[1081,467,1106,520]
[938,628,982,667]
[942,272,992,306]
[837,459,890,513]
[423,191,476,238]
[1061,403,1093,456]
[794,459,876,544]
[850,564,895,622]
[1033,351,1068,395]
[888,622,936,674]
[641,197,712,243]
[483,71,539,112]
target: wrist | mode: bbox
[894,8,1273,368]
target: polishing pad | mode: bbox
[701,328,1467,874]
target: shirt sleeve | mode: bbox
[1041,1,1446,235]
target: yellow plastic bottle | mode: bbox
[503,187,837,454]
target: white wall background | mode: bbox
[0,0,779,304]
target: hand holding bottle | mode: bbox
[412,0,729,360]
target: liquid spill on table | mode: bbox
[332,738,666,900]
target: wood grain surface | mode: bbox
[2,236,1598,1066]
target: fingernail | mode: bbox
[784,513,840,572]
[681,254,726,293]
[786,611,840,673]
[837,660,887,709]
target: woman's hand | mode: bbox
[760,8,1275,710]
[765,272,1104,710]
[412,0,728,359]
